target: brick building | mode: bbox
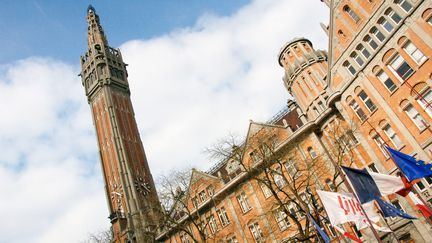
[80,1,432,242]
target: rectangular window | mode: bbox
[377,70,397,92]
[248,222,264,242]
[207,215,218,233]
[249,150,261,163]
[288,202,302,219]
[237,192,251,213]
[395,0,412,12]
[273,166,287,189]
[358,90,377,112]
[260,182,272,198]
[368,163,379,173]
[417,89,432,117]
[383,124,404,149]
[373,135,389,158]
[180,233,190,243]
[349,100,367,121]
[404,41,427,65]
[389,55,414,80]
[404,104,427,129]
[207,185,214,197]
[199,190,207,202]
[284,159,300,178]
[274,208,290,231]
[192,197,198,208]
[417,180,426,191]
[227,236,238,243]
[217,207,230,227]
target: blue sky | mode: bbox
[0,0,249,63]
[0,1,328,242]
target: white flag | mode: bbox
[369,171,405,196]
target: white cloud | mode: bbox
[121,0,328,176]
[0,0,328,242]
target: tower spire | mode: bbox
[86,5,108,47]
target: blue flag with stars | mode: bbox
[341,166,382,203]
[385,146,432,181]
[375,197,416,219]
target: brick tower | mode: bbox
[80,5,161,242]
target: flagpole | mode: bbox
[315,135,383,243]
[384,146,432,225]
[375,201,399,242]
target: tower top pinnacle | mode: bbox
[86,5,108,48]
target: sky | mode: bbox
[0,0,328,242]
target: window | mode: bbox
[377,70,397,92]
[180,233,190,243]
[274,208,290,231]
[340,131,358,149]
[344,5,361,23]
[237,192,251,213]
[288,202,302,219]
[308,147,317,159]
[383,124,404,149]
[404,41,427,65]
[395,0,412,13]
[284,159,300,178]
[349,100,367,121]
[199,190,207,202]
[325,179,336,191]
[357,44,371,59]
[249,150,261,163]
[207,215,218,233]
[273,166,287,189]
[379,17,394,33]
[371,27,385,42]
[318,101,325,110]
[344,61,356,75]
[428,16,432,25]
[417,180,426,191]
[260,182,272,198]
[364,35,378,50]
[227,236,238,243]
[388,54,414,80]
[404,104,427,129]
[217,207,230,227]
[249,222,264,242]
[207,185,214,197]
[386,8,402,24]
[417,88,432,117]
[351,52,365,66]
[358,90,377,112]
[373,135,389,157]
[192,197,198,208]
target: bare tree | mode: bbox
[81,229,113,243]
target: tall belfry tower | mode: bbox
[80,5,161,242]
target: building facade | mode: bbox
[81,1,432,242]
[80,6,162,243]
[157,0,432,242]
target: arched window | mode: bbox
[364,35,378,50]
[356,44,370,59]
[394,0,412,13]
[385,8,402,25]
[376,69,397,92]
[400,99,427,129]
[343,61,356,75]
[351,51,364,66]
[307,147,317,158]
[370,27,385,42]
[344,5,360,23]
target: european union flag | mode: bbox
[341,166,382,203]
[307,212,330,243]
[386,146,432,181]
[375,197,416,219]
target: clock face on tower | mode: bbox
[134,176,151,196]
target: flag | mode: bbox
[341,166,382,203]
[334,225,363,243]
[375,197,416,219]
[385,146,432,181]
[369,171,405,196]
[307,212,330,243]
[408,192,432,218]
[317,190,391,231]
[316,190,366,226]
[396,175,413,197]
